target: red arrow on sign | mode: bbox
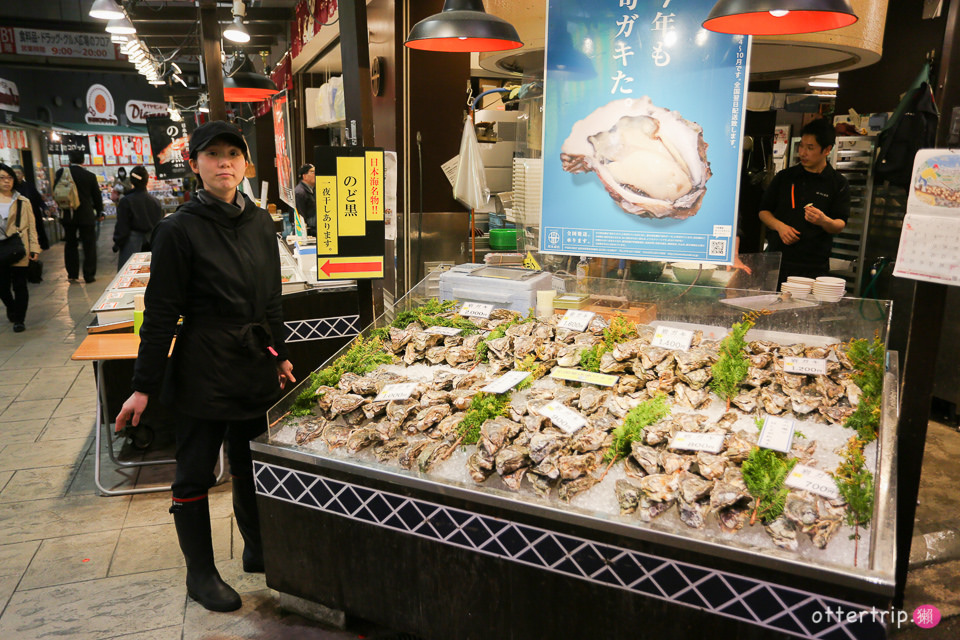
[320,259,382,277]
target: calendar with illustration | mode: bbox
[893,149,960,285]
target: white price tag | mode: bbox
[786,464,840,500]
[426,325,462,336]
[373,382,419,402]
[557,310,595,332]
[537,401,587,435]
[713,224,733,237]
[480,371,530,394]
[651,326,694,351]
[758,416,795,453]
[669,431,725,453]
[459,302,495,319]
[782,357,827,376]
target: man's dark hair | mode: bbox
[68,149,85,165]
[298,163,314,179]
[800,118,835,152]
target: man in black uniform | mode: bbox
[55,149,104,283]
[294,163,316,236]
[759,118,849,285]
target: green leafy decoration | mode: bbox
[456,392,511,445]
[842,335,884,442]
[742,448,797,524]
[604,394,671,462]
[476,309,535,363]
[711,311,765,408]
[834,436,874,528]
[514,354,547,391]
[579,313,637,373]
[288,336,395,416]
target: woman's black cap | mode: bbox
[189,120,248,160]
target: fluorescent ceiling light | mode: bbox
[809,80,839,88]
[89,0,124,20]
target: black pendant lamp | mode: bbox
[703,0,857,35]
[405,0,523,53]
[223,53,278,102]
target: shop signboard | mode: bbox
[272,91,296,208]
[85,84,119,125]
[0,78,19,113]
[0,27,117,61]
[125,100,168,124]
[146,117,189,180]
[48,134,91,156]
[313,146,385,280]
[539,0,748,265]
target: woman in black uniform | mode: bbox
[116,121,296,612]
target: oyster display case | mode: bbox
[252,271,898,640]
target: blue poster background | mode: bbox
[539,0,749,265]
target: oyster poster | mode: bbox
[539,0,749,265]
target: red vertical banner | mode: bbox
[113,136,123,156]
[133,137,142,155]
[94,135,104,156]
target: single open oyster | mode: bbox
[561,97,711,219]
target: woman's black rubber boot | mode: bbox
[170,497,242,612]
[231,475,265,573]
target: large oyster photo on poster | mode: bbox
[561,97,712,221]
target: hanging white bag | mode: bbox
[453,114,490,211]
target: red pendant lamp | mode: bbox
[404,0,523,53]
[703,0,857,36]
[223,53,278,102]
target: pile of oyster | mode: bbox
[561,97,711,220]
[280,306,867,554]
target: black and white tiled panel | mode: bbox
[283,315,360,343]
[254,461,884,640]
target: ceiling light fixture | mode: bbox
[223,0,251,44]
[404,0,523,53]
[88,0,124,20]
[702,0,857,35]
[110,34,128,43]
[222,52,278,101]
[105,14,137,35]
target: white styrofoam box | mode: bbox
[478,141,517,168]
[439,263,556,314]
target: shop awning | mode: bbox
[51,122,148,136]
[9,116,53,131]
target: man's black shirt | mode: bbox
[760,162,850,269]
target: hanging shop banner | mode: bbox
[0,27,118,61]
[125,100,168,124]
[892,148,960,286]
[313,145,385,280]
[146,117,190,179]
[538,0,748,265]
[272,91,296,208]
[0,78,19,112]
[0,128,27,150]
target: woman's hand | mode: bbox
[116,391,149,432]
[277,360,296,390]
[29,252,39,261]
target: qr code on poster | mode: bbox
[708,239,727,257]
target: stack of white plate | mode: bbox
[780,280,811,298]
[812,276,846,302]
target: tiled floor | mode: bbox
[0,223,366,639]
[0,220,957,639]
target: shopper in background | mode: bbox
[294,163,316,236]
[759,118,850,285]
[113,166,133,194]
[113,166,163,270]
[115,121,295,613]
[11,165,50,251]
[55,149,104,283]
[0,164,41,332]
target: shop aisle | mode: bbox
[0,221,379,639]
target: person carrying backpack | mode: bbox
[54,150,103,283]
